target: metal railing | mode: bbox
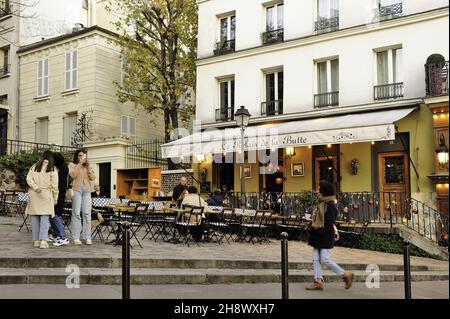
[0,138,77,157]
[0,64,11,76]
[215,107,234,121]
[314,91,339,108]
[213,39,235,56]
[262,28,284,45]
[0,6,11,18]
[315,16,339,33]
[261,99,283,116]
[125,138,168,169]
[379,2,403,21]
[374,82,403,100]
[425,61,449,97]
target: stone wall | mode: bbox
[161,169,194,194]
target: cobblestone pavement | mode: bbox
[1,217,448,269]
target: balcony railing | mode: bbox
[213,39,235,56]
[0,64,10,77]
[425,61,449,97]
[261,100,283,116]
[261,28,284,45]
[378,2,403,21]
[215,107,234,121]
[314,16,339,33]
[374,82,403,100]
[0,6,11,18]
[314,91,339,108]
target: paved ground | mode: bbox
[1,217,448,268]
[0,281,448,299]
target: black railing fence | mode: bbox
[425,61,449,97]
[374,82,404,100]
[261,99,283,116]
[215,107,234,121]
[0,138,77,157]
[125,138,168,169]
[314,91,339,108]
[379,2,403,21]
[0,64,11,76]
[213,39,235,56]
[315,16,339,33]
[262,28,284,45]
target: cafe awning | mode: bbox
[161,108,416,158]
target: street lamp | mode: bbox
[436,134,449,167]
[235,105,251,208]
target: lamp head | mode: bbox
[235,105,251,128]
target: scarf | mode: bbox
[311,195,336,229]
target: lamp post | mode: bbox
[235,105,251,208]
[436,134,449,168]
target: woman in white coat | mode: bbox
[25,150,59,249]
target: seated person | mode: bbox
[181,186,208,209]
[91,185,104,198]
[206,190,224,207]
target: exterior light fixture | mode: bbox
[285,147,296,159]
[195,154,205,162]
[234,105,251,208]
[436,134,449,167]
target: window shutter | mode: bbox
[72,50,78,89]
[37,60,43,96]
[121,116,128,135]
[65,52,71,90]
[43,59,49,96]
[129,117,136,136]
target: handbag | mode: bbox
[65,175,73,201]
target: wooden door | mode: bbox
[378,152,409,219]
[315,156,338,192]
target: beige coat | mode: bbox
[181,193,208,208]
[25,160,59,217]
[68,163,96,192]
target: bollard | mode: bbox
[403,240,412,299]
[122,222,131,300]
[280,232,289,299]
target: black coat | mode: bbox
[308,201,338,249]
[54,165,68,216]
[172,184,187,201]
[206,194,224,207]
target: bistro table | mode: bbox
[104,204,136,245]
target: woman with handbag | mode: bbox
[25,150,59,249]
[69,149,96,245]
[50,152,70,246]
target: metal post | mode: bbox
[122,222,131,300]
[240,127,245,208]
[403,240,412,299]
[281,232,289,299]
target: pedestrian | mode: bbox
[25,150,59,249]
[172,177,188,202]
[50,152,70,246]
[206,189,224,207]
[306,180,353,290]
[69,149,96,245]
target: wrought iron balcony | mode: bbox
[261,28,284,45]
[374,82,404,100]
[213,39,235,56]
[314,91,339,108]
[0,64,10,77]
[261,100,283,116]
[314,16,339,34]
[215,107,234,121]
[378,2,402,21]
[425,61,449,97]
[0,6,11,18]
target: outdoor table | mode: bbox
[105,204,136,246]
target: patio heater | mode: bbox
[235,105,251,208]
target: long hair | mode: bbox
[34,150,55,172]
[72,149,87,164]
[54,152,68,171]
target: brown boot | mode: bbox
[305,279,324,290]
[342,272,353,289]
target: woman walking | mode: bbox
[69,149,96,245]
[50,152,70,246]
[306,180,353,290]
[25,150,59,249]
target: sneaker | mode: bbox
[33,241,41,248]
[305,280,324,291]
[53,238,70,246]
[342,272,353,289]
[85,239,93,245]
[73,240,82,245]
[39,240,49,249]
[60,238,70,245]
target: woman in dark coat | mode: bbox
[50,152,70,246]
[306,180,353,291]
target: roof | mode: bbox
[16,25,119,54]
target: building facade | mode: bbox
[164,0,448,215]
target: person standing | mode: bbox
[69,149,96,245]
[25,150,59,249]
[306,180,353,290]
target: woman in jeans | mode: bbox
[69,149,96,245]
[25,150,59,249]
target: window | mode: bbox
[315,0,339,33]
[121,116,136,137]
[65,50,78,91]
[0,94,7,107]
[315,59,339,107]
[375,47,403,100]
[220,15,236,42]
[262,3,284,44]
[35,117,49,144]
[216,78,235,121]
[37,59,49,97]
[0,45,10,76]
[262,70,283,115]
[0,0,11,17]
[63,113,77,146]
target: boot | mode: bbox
[342,272,353,289]
[305,279,324,290]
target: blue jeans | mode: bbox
[312,248,345,280]
[50,215,67,239]
[31,215,50,241]
[71,186,92,240]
